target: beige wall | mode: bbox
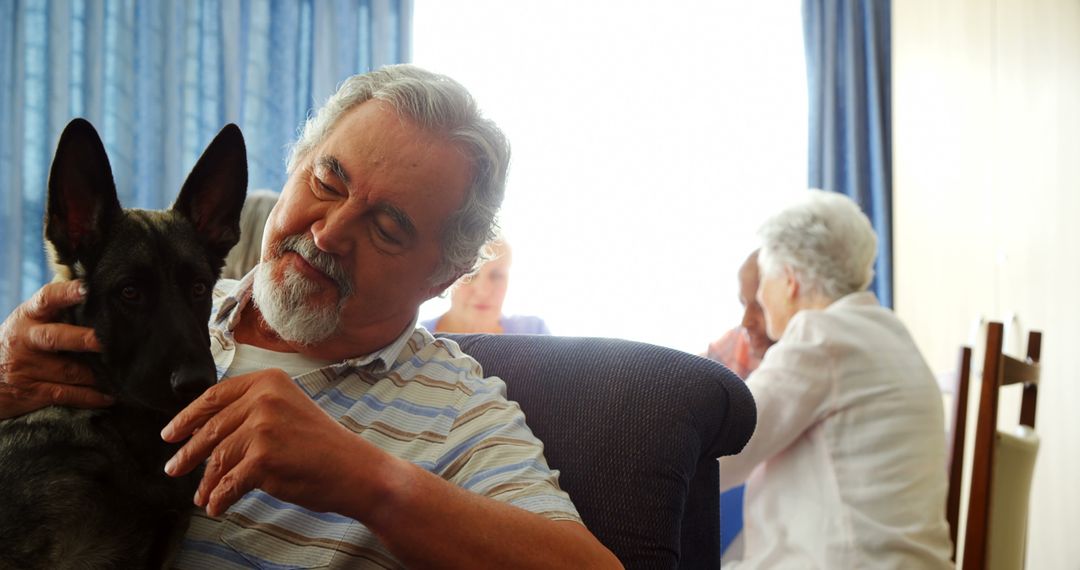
[894,0,1080,566]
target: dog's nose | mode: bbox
[170,368,215,401]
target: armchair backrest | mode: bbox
[439,334,756,569]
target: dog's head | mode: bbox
[45,118,248,414]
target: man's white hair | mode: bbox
[757,189,878,301]
[288,64,510,285]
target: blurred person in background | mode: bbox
[703,248,778,559]
[720,190,952,568]
[703,249,776,379]
[423,237,550,334]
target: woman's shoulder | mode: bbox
[420,316,440,331]
[787,293,891,334]
[501,315,551,335]
[780,294,916,368]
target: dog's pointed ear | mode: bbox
[172,123,248,262]
[45,118,122,265]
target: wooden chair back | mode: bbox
[946,346,973,561]
[948,321,1042,569]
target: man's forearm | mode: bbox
[349,451,622,569]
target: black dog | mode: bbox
[0,119,247,568]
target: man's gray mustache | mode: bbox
[275,235,353,297]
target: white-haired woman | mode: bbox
[720,190,953,569]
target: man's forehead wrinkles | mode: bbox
[314,149,419,234]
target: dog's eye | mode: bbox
[120,286,142,303]
[192,282,208,298]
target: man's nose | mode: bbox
[311,208,355,256]
[741,303,759,329]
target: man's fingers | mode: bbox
[49,357,99,387]
[23,281,87,321]
[0,387,50,420]
[203,457,260,517]
[0,383,112,419]
[2,354,97,388]
[26,323,101,354]
[161,377,248,443]
[193,430,249,509]
[164,404,245,477]
[34,382,114,409]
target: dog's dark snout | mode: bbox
[170,368,215,401]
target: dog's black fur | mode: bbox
[0,119,247,569]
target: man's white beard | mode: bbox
[252,247,349,346]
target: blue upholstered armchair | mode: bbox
[439,334,757,569]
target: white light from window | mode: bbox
[413,0,806,353]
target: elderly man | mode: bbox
[703,249,776,378]
[0,65,619,568]
[702,249,779,559]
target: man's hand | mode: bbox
[0,281,108,419]
[161,367,622,568]
[161,369,370,517]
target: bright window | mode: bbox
[413,0,806,352]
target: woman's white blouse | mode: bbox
[720,292,954,569]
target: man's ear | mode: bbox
[45,118,122,266]
[424,272,463,301]
[172,124,248,263]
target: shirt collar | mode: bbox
[827,290,880,311]
[212,269,255,331]
[340,314,419,373]
[211,265,419,374]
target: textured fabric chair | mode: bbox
[439,334,757,569]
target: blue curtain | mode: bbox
[0,0,412,316]
[803,0,893,307]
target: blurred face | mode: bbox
[737,252,775,358]
[756,263,798,341]
[449,243,511,326]
[254,101,473,350]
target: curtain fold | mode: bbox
[0,0,411,316]
[804,0,893,307]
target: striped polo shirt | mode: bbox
[171,274,580,569]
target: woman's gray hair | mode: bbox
[288,64,510,285]
[757,189,878,301]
